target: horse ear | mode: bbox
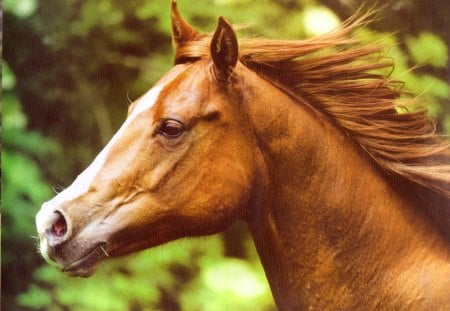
[171,0,200,50]
[211,17,238,82]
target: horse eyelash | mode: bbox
[30,235,41,253]
[126,93,133,106]
[52,185,66,194]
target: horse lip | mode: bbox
[61,243,107,277]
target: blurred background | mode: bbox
[2,0,449,310]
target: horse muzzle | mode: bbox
[36,202,108,277]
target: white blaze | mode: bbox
[36,83,164,241]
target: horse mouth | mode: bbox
[61,243,108,277]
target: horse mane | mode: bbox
[176,13,450,201]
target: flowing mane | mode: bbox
[176,14,450,200]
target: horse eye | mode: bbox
[157,119,185,138]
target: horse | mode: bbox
[36,1,450,309]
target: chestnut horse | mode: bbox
[36,1,450,309]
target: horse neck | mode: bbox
[242,70,450,309]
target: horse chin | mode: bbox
[61,243,106,278]
[63,263,99,278]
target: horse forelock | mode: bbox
[176,12,450,203]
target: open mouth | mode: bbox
[62,243,108,277]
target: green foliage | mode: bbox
[3,62,17,89]
[181,257,273,311]
[2,62,60,309]
[18,237,274,310]
[406,32,448,68]
[356,28,450,125]
[402,32,450,120]
[2,62,57,249]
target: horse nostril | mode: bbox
[44,211,69,245]
[52,213,67,237]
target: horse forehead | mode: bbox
[166,63,210,101]
[152,63,211,117]
[129,64,192,116]
[155,64,190,87]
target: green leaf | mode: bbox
[2,63,17,90]
[419,75,450,99]
[17,284,53,309]
[2,93,27,130]
[3,128,60,157]
[2,150,53,238]
[406,32,448,68]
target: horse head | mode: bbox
[36,2,261,277]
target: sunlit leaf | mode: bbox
[17,285,52,309]
[4,0,37,18]
[181,257,273,311]
[2,94,27,130]
[419,75,450,99]
[2,63,17,90]
[303,6,340,36]
[406,32,448,68]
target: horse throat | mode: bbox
[243,70,450,310]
